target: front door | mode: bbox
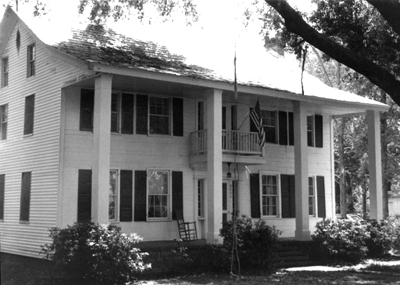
[222,180,238,224]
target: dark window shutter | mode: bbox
[279,111,288,145]
[173,98,183,137]
[77,170,92,223]
[20,172,31,221]
[134,170,147,221]
[0,174,5,220]
[80,89,94,132]
[250,108,257,132]
[250,174,260,218]
[288,112,294,146]
[281,175,295,218]
[24,95,35,135]
[136,95,148,135]
[172,171,183,220]
[315,114,323,148]
[120,170,133,221]
[317,176,326,218]
[121,94,134,134]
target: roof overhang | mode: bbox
[89,63,389,115]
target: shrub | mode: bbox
[219,215,281,270]
[312,216,400,263]
[41,222,150,284]
[311,219,368,263]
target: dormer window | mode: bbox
[27,44,36,77]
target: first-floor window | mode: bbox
[309,177,315,216]
[197,179,205,218]
[148,170,170,219]
[109,170,118,220]
[0,174,5,220]
[261,175,278,216]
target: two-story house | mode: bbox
[0,7,388,258]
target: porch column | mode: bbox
[293,101,310,240]
[206,89,223,243]
[367,110,383,221]
[92,74,113,224]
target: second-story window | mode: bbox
[1,58,9,87]
[307,115,314,147]
[111,93,134,134]
[261,110,277,143]
[149,96,170,135]
[0,104,7,140]
[24,95,35,135]
[27,44,36,77]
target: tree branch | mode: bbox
[265,0,400,106]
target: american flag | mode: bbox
[249,100,266,148]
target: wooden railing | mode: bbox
[190,130,262,155]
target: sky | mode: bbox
[0,0,313,69]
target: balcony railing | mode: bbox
[190,130,262,156]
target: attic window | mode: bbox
[16,30,21,52]
[27,44,36,77]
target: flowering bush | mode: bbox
[220,215,281,269]
[41,222,150,284]
[312,216,400,263]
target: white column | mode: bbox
[206,89,223,243]
[293,101,310,240]
[92,74,113,224]
[367,110,383,221]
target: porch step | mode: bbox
[273,240,319,268]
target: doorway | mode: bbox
[222,180,239,224]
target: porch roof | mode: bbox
[49,25,387,112]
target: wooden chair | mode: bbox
[175,210,197,241]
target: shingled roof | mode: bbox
[52,25,221,81]
[49,24,387,110]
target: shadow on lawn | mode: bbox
[2,252,400,285]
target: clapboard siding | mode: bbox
[0,21,85,257]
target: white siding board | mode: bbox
[0,22,86,257]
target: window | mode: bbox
[111,93,134,134]
[149,97,170,135]
[197,179,205,218]
[261,175,278,216]
[309,177,314,216]
[261,110,277,143]
[0,174,4,220]
[2,57,8,87]
[27,44,36,77]
[77,169,92,223]
[147,170,170,219]
[307,115,314,147]
[24,95,35,135]
[20,172,31,222]
[0,104,8,140]
[109,170,118,220]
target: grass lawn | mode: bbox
[2,253,400,285]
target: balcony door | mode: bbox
[222,180,238,224]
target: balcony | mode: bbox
[190,130,265,166]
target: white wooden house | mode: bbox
[0,7,388,257]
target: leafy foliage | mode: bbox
[41,222,150,284]
[220,215,281,270]
[312,216,400,263]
